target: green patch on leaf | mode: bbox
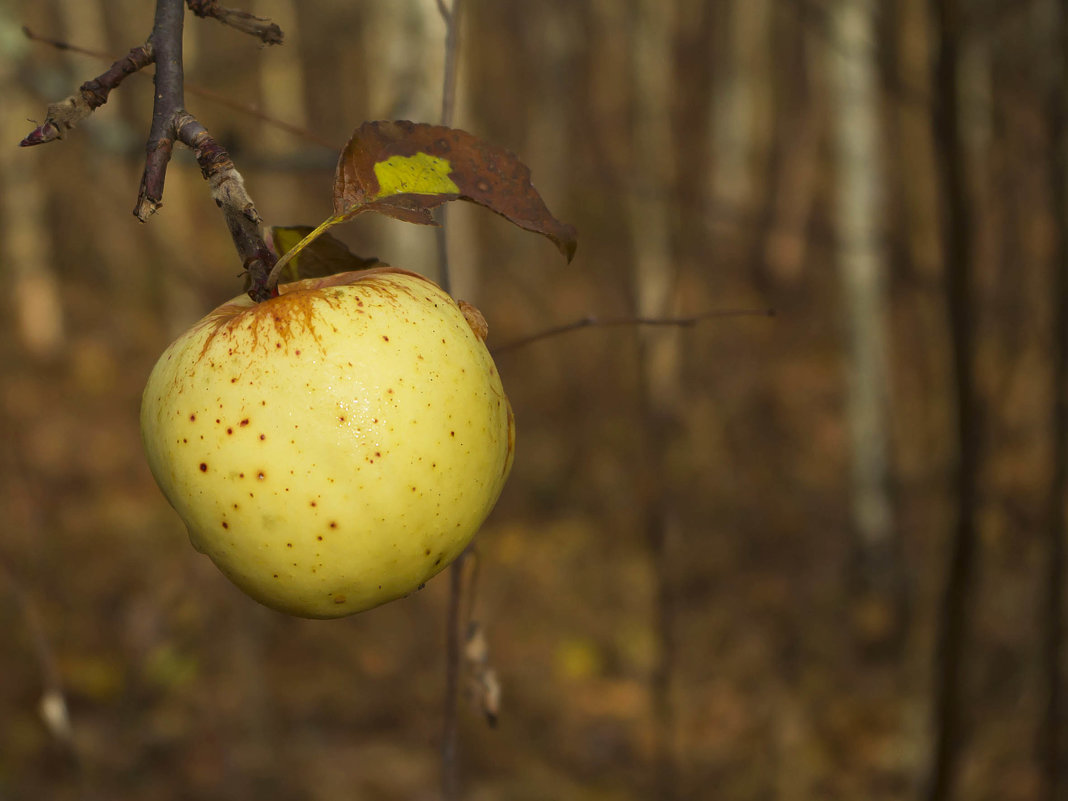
[335,121,577,261]
[373,153,460,198]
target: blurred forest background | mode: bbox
[1,0,1066,799]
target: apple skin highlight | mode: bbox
[140,269,514,618]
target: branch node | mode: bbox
[19,43,155,147]
[173,112,275,298]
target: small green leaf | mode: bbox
[269,225,382,282]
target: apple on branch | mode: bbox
[140,268,515,618]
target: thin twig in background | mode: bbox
[19,37,155,146]
[1042,1,1068,795]
[442,547,465,801]
[20,27,335,150]
[629,2,683,794]
[436,1,468,798]
[433,0,464,298]
[491,309,774,356]
[0,560,87,794]
[438,0,464,131]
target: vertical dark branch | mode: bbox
[927,0,979,800]
[628,0,680,795]
[438,2,467,799]
[1042,2,1068,796]
[135,0,187,220]
[640,409,679,801]
[442,552,464,801]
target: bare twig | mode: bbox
[127,0,276,297]
[436,2,468,799]
[23,3,278,300]
[442,545,468,801]
[134,0,186,221]
[439,0,464,131]
[19,39,154,146]
[21,27,333,149]
[186,0,283,45]
[464,619,500,727]
[0,560,83,779]
[434,0,465,298]
[491,308,775,356]
[174,113,275,299]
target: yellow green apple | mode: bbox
[140,268,514,618]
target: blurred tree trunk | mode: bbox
[1,94,65,359]
[627,1,681,797]
[363,0,443,280]
[828,0,903,650]
[1043,1,1068,796]
[893,0,943,281]
[927,0,980,799]
[763,9,825,285]
[708,0,772,233]
[254,0,309,223]
[1,11,66,357]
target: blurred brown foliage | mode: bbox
[0,1,1064,800]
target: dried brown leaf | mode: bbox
[334,120,577,260]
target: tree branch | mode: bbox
[19,40,155,146]
[21,26,333,150]
[437,3,468,800]
[433,0,465,297]
[926,0,980,798]
[491,308,775,356]
[134,0,186,221]
[22,1,279,302]
[186,0,284,45]
[175,113,275,300]
[130,0,276,298]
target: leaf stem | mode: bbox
[265,214,347,291]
